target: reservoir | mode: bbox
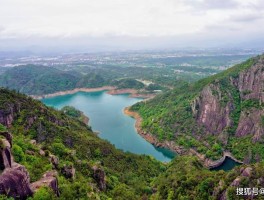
[42,91,175,162]
[211,157,241,171]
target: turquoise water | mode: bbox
[42,91,175,162]
[211,157,241,171]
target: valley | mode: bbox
[0,52,263,199]
[41,91,175,162]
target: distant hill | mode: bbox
[112,78,145,89]
[0,65,150,95]
[0,65,80,95]
[131,55,264,162]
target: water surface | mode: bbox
[211,157,241,171]
[42,91,175,162]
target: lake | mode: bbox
[42,91,175,162]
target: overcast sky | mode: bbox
[0,0,264,52]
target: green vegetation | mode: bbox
[0,54,251,96]
[61,106,90,126]
[131,55,263,161]
[0,88,164,199]
[111,78,145,89]
[61,106,82,118]
[0,124,6,132]
[145,83,166,91]
[0,65,80,95]
[152,156,264,200]
[0,66,162,95]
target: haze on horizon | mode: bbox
[0,0,264,53]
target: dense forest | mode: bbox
[0,88,264,199]
[131,55,264,162]
[0,65,167,95]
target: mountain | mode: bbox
[0,57,263,199]
[0,65,147,96]
[0,65,80,95]
[0,88,163,199]
[131,55,264,162]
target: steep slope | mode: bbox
[1,87,264,199]
[131,55,264,162]
[151,155,264,200]
[0,88,164,199]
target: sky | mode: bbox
[0,0,264,52]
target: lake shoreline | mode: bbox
[31,86,116,99]
[107,89,156,99]
[123,107,186,155]
[124,107,243,168]
[31,86,155,100]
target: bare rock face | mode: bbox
[0,163,33,199]
[238,58,264,102]
[241,167,253,177]
[192,84,233,134]
[31,171,60,197]
[92,166,106,191]
[49,155,59,169]
[191,58,264,139]
[230,177,241,187]
[235,109,264,141]
[0,139,12,170]
[0,132,13,147]
[0,104,20,128]
[61,165,75,179]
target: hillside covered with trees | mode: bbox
[131,55,264,162]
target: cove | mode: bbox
[211,157,241,171]
[42,91,175,162]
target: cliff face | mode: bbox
[0,104,19,128]
[238,58,264,102]
[192,57,264,139]
[192,84,233,134]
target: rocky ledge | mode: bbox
[0,131,59,199]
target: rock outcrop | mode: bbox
[61,165,75,179]
[49,155,59,169]
[238,58,264,102]
[92,166,106,191]
[0,163,33,199]
[192,84,233,134]
[0,103,20,128]
[0,139,12,170]
[235,109,263,141]
[0,130,59,199]
[31,171,60,196]
[191,57,264,138]
[0,132,12,147]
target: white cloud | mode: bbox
[0,0,263,50]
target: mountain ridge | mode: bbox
[131,54,264,162]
